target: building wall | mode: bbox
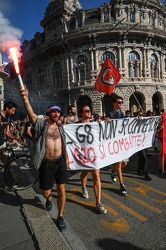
[19,0,166,116]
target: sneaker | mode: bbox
[57,216,66,231]
[46,199,52,211]
[144,174,153,181]
[108,169,116,182]
[96,202,107,214]
[120,184,128,196]
[82,188,89,199]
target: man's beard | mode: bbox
[49,116,59,123]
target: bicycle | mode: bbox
[0,142,38,190]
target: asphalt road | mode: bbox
[47,149,166,250]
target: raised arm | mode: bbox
[19,86,37,124]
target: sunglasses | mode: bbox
[84,109,91,113]
[117,101,123,104]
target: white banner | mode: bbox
[64,116,161,170]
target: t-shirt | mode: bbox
[0,113,10,146]
[106,110,124,119]
[66,116,77,124]
[25,121,35,139]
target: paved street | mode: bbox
[38,149,166,250]
[0,148,166,250]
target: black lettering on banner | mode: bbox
[129,118,144,134]
[141,118,150,133]
[127,117,161,135]
[99,120,118,141]
[118,118,130,135]
[76,124,94,144]
[150,117,160,131]
[128,118,139,134]
[65,132,74,145]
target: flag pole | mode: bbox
[122,76,144,112]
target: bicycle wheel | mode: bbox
[4,154,39,190]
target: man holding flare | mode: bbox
[19,85,68,232]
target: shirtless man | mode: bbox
[19,86,68,231]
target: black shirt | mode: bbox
[0,113,10,146]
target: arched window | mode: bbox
[75,55,89,82]
[37,69,45,90]
[102,51,115,63]
[77,17,82,27]
[104,11,109,22]
[130,11,135,22]
[128,51,140,77]
[52,62,62,87]
[150,54,158,79]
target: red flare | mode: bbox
[9,47,20,74]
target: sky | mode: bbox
[0,0,110,62]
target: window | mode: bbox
[104,11,109,22]
[150,17,155,27]
[128,51,140,77]
[130,11,135,22]
[102,51,115,63]
[37,69,45,90]
[150,54,158,78]
[75,55,89,82]
[52,62,62,87]
[77,17,82,27]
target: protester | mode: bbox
[136,111,152,180]
[146,110,153,117]
[159,109,165,115]
[95,114,102,122]
[19,86,68,231]
[106,95,129,196]
[19,117,28,144]
[76,105,107,214]
[124,110,131,118]
[0,101,18,149]
[25,118,36,156]
[155,109,165,171]
[63,104,78,124]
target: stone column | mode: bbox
[90,48,94,71]
[118,46,122,69]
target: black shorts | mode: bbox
[39,156,68,190]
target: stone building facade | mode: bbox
[0,52,9,111]
[19,0,166,116]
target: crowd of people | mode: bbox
[0,88,164,232]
